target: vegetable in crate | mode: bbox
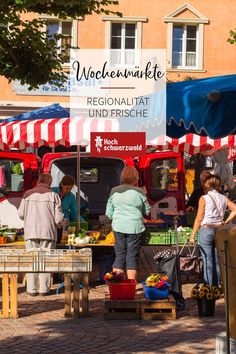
[98,222,112,240]
[77,228,87,239]
[75,228,90,245]
[89,237,97,244]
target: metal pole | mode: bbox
[174,217,179,254]
[224,240,230,354]
[77,145,81,231]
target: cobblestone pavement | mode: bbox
[0,282,225,354]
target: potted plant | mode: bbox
[191,283,221,316]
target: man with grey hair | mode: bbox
[18,173,64,296]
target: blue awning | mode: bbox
[166,74,236,139]
[1,103,69,123]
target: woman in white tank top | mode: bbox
[190,175,236,286]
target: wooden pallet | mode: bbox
[140,295,176,320]
[104,295,140,320]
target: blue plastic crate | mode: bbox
[142,282,170,300]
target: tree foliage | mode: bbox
[0,1,120,89]
[228,29,236,45]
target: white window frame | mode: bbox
[110,22,137,66]
[172,24,199,70]
[103,16,147,67]
[164,3,209,71]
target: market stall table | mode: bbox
[0,241,173,283]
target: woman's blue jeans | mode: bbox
[198,227,220,286]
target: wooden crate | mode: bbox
[0,274,18,319]
[140,295,176,320]
[104,295,140,320]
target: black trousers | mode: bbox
[57,228,63,244]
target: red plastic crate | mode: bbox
[108,279,137,300]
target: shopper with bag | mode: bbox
[190,174,236,286]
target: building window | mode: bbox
[110,22,137,66]
[47,20,72,63]
[172,25,198,68]
[164,3,209,71]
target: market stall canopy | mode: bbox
[166,74,236,139]
[1,103,69,123]
[1,116,235,156]
[150,134,236,157]
[0,103,69,149]
[0,104,118,150]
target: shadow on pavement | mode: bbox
[0,285,226,354]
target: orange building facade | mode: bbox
[0,0,236,117]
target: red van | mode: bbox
[0,151,185,228]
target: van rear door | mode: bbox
[0,152,39,227]
[42,152,134,217]
[139,152,185,218]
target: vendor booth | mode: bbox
[0,75,236,329]
[163,74,236,353]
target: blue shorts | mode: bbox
[113,231,143,270]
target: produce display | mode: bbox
[0,217,191,247]
[0,227,24,243]
[0,223,116,246]
[66,222,115,246]
[144,218,166,228]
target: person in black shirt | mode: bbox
[186,170,211,212]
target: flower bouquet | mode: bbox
[103,271,124,283]
[142,273,170,300]
[191,283,221,316]
[191,283,221,300]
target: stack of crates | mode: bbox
[170,227,198,245]
[144,231,171,245]
[143,227,196,245]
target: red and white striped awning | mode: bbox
[0,117,235,157]
[0,117,119,150]
[151,134,236,156]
